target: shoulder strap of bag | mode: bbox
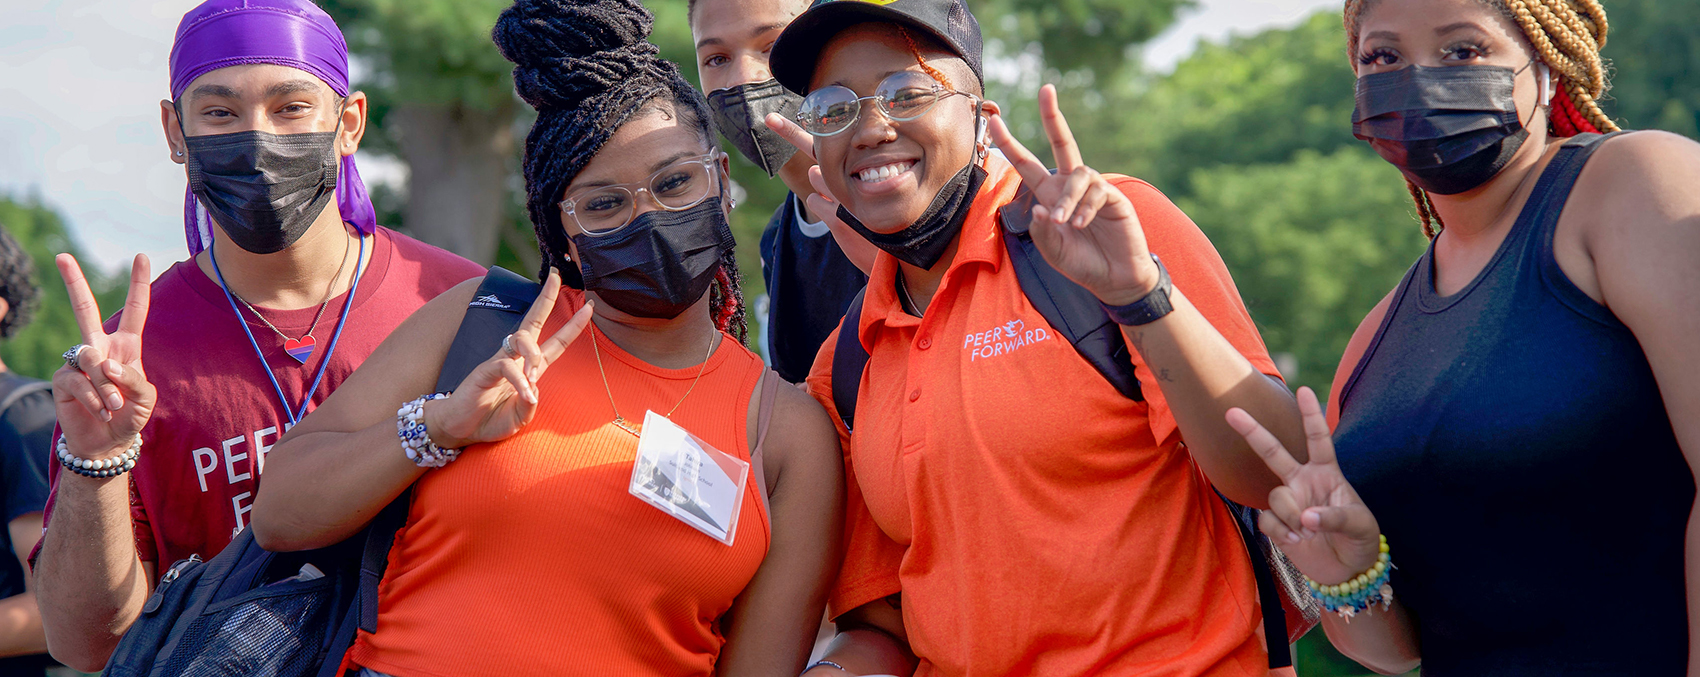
[996,184,1143,402]
[356,266,541,635]
[830,288,869,432]
[0,380,51,419]
[749,372,781,519]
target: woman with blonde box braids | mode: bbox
[1222,0,1700,673]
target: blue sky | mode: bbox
[0,0,1340,272]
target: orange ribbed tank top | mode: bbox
[350,291,772,677]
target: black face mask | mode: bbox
[707,79,803,178]
[573,197,736,319]
[838,162,986,270]
[185,129,341,254]
[1352,63,1532,195]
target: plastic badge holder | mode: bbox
[629,410,749,545]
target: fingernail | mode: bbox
[106,393,123,410]
[101,410,112,422]
[106,360,123,378]
[1286,532,1300,543]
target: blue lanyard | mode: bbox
[210,234,365,426]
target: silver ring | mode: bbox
[62,345,90,372]
[501,334,519,359]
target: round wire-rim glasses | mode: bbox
[559,151,726,236]
[796,71,980,137]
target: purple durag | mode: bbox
[169,0,377,255]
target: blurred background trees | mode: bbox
[8,0,1696,672]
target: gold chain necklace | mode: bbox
[231,234,353,345]
[590,322,717,437]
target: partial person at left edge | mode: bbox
[29,0,485,671]
[0,224,65,676]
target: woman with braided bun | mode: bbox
[248,0,844,674]
[1223,0,1700,673]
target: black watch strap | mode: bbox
[1099,254,1174,326]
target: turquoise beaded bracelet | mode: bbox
[1302,534,1395,620]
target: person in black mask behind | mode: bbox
[1221,0,1700,674]
[690,0,874,384]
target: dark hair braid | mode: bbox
[493,0,746,343]
[0,224,39,339]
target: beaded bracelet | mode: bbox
[397,394,462,468]
[1302,534,1394,620]
[56,435,140,479]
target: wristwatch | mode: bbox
[1099,254,1174,326]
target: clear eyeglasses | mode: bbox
[559,151,725,235]
[796,71,979,137]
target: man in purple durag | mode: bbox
[31,1,484,669]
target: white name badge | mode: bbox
[628,410,749,545]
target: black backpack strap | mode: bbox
[997,185,1142,402]
[1219,493,1292,668]
[1002,183,1295,665]
[0,380,49,418]
[355,266,540,635]
[830,288,870,432]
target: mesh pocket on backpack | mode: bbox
[157,576,335,677]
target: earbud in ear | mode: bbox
[1537,63,1554,106]
[974,115,990,159]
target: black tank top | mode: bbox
[1335,133,1691,676]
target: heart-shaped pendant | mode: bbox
[283,336,316,364]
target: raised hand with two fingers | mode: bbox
[1225,387,1385,586]
[764,112,880,274]
[984,84,1161,307]
[423,270,595,450]
[53,253,157,467]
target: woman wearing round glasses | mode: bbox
[248,0,845,674]
[763,0,1310,675]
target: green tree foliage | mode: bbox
[1067,12,1361,193]
[981,0,1192,75]
[1178,147,1427,393]
[1597,0,1700,137]
[0,195,124,381]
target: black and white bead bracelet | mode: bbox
[56,435,140,479]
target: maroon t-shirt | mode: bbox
[38,227,485,567]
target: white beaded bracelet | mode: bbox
[397,394,461,468]
[57,435,140,479]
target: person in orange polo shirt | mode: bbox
[763,0,1312,674]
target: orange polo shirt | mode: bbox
[805,155,1282,677]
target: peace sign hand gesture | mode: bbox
[424,271,594,450]
[985,85,1161,306]
[53,253,156,462]
[1226,387,1384,585]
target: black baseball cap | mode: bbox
[771,0,984,95]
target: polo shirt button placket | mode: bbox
[917,335,932,350]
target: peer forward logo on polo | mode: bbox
[468,294,519,312]
[963,317,1053,362]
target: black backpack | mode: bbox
[829,187,1318,667]
[103,266,541,677]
